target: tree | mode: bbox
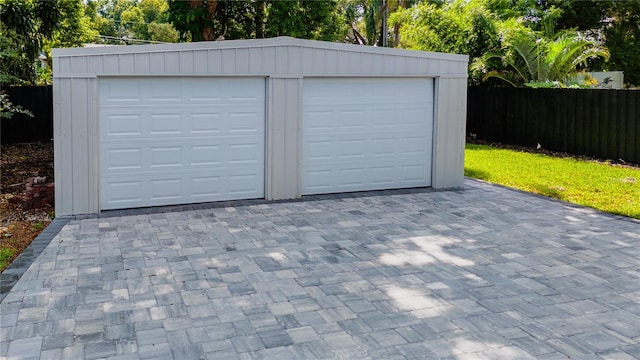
[167,0,347,42]
[343,0,393,46]
[168,0,219,41]
[84,0,179,44]
[391,0,500,83]
[1,0,94,85]
[483,29,609,87]
[0,0,60,84]
[391,0,500,53]
[147,22,179,43]
[120,5,146,39]
[603,1,640,86]
[264,1,347,41]
[138,0,170,24]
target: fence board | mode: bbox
[467,87,640,164]
[608,91,617,160]
[633,92,639,163]
[1,86,53,144]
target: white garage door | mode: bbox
[99,78,265,210]
[302,78,434,195]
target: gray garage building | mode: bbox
[52,37,468,216]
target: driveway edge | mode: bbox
[0,216,71,302]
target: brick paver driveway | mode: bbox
[1,179,639,359]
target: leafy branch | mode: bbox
[0,91,34,119]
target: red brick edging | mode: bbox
[25,177,54,210]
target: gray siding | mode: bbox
[432,77,468,188]
[53,37,468,215]
[266,78,302,200]
[54,38,468,78]
[53,78,100,216]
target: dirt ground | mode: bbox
[1,142,54,271]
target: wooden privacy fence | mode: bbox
[1,86,53,144]
[467,87,640,164]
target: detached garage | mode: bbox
[53,37,468,216]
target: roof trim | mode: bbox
[52,36,468,62]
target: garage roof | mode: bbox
[54,36,467,61]
[53,36,468,78]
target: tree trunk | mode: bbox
[393,23,400,47]
[204,0,218,41]
[381,0,388,47]
[393,0,405,47]
[187,0,218,41]
[255,0,265,38]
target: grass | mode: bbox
[0,247,16,271]
[465,144,640,219]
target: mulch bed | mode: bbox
[1,142,54,271]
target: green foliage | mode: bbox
[264,1,347,41]
[147,22,179,43]
[465,144,640,219]
[0,0,59,84]
[0,0,95,85]
[391,0,640,87]
[603,1,640,86]
[86,0,178,43]
[138,0,169,24]
[167,0,347,42]
[0,91,34,119]
[482,28,609,87]
[390,0,500,84]
[168,0,219,41]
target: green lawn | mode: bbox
[465,144,640,219]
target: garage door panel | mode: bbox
[102,138,264,172]
[303,169,334,192]
[103,114,142,136]
[228,142,263,164]
[101,165,264,210]
[190,145,222,166]
[229,173,264,196]
[150,114,182,134]
[149,178,182,201]
[304,132,429,164]
[304,107,430,136]
[303,78,433,195]
[105,148,142,170]
[191,176,222,198]
[371,109,397,128]
[149,146,182,168]
[101,107,263,139]
[149,81,182,102]
[103,181,142,205]
[401,164,429,182]
[305,111,334,132]
[371,166,396,184]
[228,112,264,133]
[371,138,396,156]
[191,113,222,134]
[403,136,430,154]
[100,77,265,210]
